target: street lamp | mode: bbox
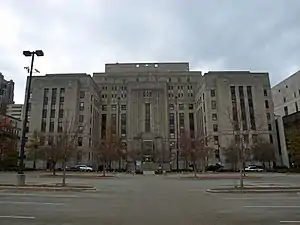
[175,96,179,171]
[17,50,44,185]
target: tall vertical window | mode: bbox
[284,106,288,115]
[179,113,185,134]
[49,119,54,132]
[239,86,247,130]
[189,113,195,138]
[295,102,299,112]
[101,114,107,139]
[265,100,269,109]
[41,118,46,132]
[121,113,126,137]
[51,88,57,105]
[230,86,239,130]
[169,113,175,138]
[111,114,117,135]
[145,103,151,132]
[247,86,256,130]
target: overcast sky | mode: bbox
[0,0,299,104]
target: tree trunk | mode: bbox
[239,162,244,188]
[193,159,197,177]
[118,158,121,170]
[52,161,56,176]
[102,161,106,176]
[62,158,66,186]
[33,160,36,170]
[202,159,206,173]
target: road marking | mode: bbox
[225,197,300,200]
[0,201,65,206]
[0,215,35,219]
[280,221,300,224]
[245,206,300,208]
[0,193,79,198]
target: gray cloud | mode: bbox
[0,0,299,103]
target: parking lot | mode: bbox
[0,172,299,225]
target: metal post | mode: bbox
[175,97,179,171]
[18,53,35,184]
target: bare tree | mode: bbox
[39,116,79,186]
[251,137,276,169]
[180,131,213,177]
[95,129,119,176]
[285,124,300,168]
[26,130,44,169]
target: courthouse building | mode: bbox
[25,62,278,169]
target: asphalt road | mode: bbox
[0,173,300,225]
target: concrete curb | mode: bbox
[38,174,115,179]
[0,186,97,192]
[180,176,261,180]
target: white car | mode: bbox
[76,165,94,172]
[245,166,264,172]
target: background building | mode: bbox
[272,70,300,168]
[0,72,14,114]
[195,71,278,167]
[24,73,101,168]
[6,104,24,120]
[25,63,280,170]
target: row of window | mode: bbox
[102,94,127,99]
[169,104,194,110]
[101,104,127,111]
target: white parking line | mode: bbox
[0,193,79,198]
[245,206,300,208]
[0,215,35,219]
[0,201,65,206]
[280,221,300,224]
[225,197,300,200]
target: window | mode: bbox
[79,115,84,122]
[213,124,218,132]
[179,113,185,133]
[212,113,217,121]
[264,89,268,96]
[145,103,151,132]
[243,134,249,144]
[169,104,174,110]
[284,106,288,115]
[42,109,47,118]
[60,88,65,94]
[79,102,84,111]
[189,104,193,110]
[265,100,269,109]
[78,137,83,146]
[58,122,63,133]
[169,113,175,135]
[214,136,219,145]
[111,105,116,111]
[102,105,107,111]
[49,121,54,132]
[268,124,272,131]
[121,105,126,110]
[252,134,258,143]
[59,97,64,103]
[44,88,49,97]
[50,109,55,118]
[43,97,48,105]
[78,126,84,133]
[211,90,216,97]
[283,97,286,102]
[296,102,299,112]
[179,104,184,110]
[41,119,46,132]
[246,86,252,98]
[267,113,271,120]
[79,91,85,98]
[101,114,107,139]
[189,113,195,138]
[111,114,117,134]
[294,92,296,98]
[58,109,64,118]
[121,113,126,137]
[269,134,273,144]
[211,100,217,109]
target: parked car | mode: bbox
[245,165,264,172]
[76,165,94,172]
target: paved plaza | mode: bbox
[0,172,299,224]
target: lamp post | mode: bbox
[175,96,179,171]
[17,50,44,185]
